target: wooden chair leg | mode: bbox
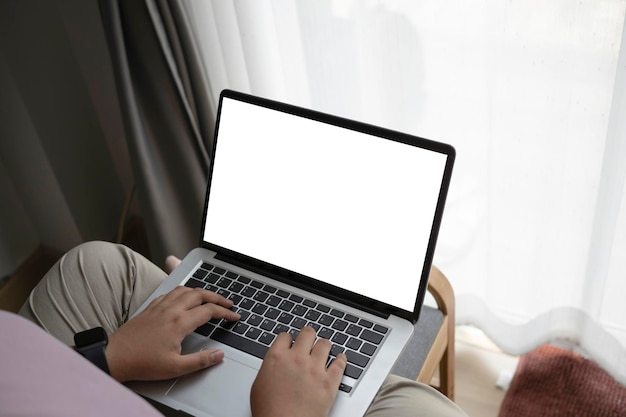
[426,266,455,400]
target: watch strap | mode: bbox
[74,327,110,375]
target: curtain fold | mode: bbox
[98,0,215,264]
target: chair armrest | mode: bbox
[416,266,456,400]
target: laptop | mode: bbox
[128,89,455,417]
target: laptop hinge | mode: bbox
[214,252,390,320]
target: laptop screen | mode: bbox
[203,91,453,315]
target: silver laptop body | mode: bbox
[128,90,455,417]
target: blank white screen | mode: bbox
[204,97,448,312]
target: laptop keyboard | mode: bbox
[185,262,389,393]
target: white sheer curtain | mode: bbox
[183,0,626,384]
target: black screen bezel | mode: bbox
[199,89,455,324]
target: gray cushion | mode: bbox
[391,305,445,379]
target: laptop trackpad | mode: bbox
[168,358,256,416]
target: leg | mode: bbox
[18,241,166,345]
[364,375,468,417]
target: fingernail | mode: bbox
[210,350,224,364]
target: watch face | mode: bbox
[74,327,108,347]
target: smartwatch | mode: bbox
[74,327,110,375]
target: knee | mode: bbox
[66,240,130,266]
[58,241,132,285]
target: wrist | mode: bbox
[105,332,130,383]
[74,327,110,375]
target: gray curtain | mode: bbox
[99,0,215,264]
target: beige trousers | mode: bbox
[19,241,467,417]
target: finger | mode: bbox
[327,352,348,382]
[292,326,317,353]
[150,286,193,310]
[173,287,234,310]
[268,331,293,352]
[200,303,240,323]
[183,303,241,333]
[310,336,332,362]
[175,349,225,376]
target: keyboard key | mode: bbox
[260,319,276,331]
[305,310,321,321]
[225,271,238,279]
[346,324,362,336]
[252,303,268,315]
[292,305,308,316]
[216,289,231,298]
[331,332,348,345]
[346,337,362,350]
[360,342,376,356]
[318,327,334,339]
[345,314,359,323]
[229,282,244,293]
[276,289,290,298]
[358,319,373,328]
[240,298,255,311]
[346,350,370,368]
[184,278,205,289]
[253,291,269,303]
[319,314,334,326]
[211,328,268,359]
[316,304,330,313]
[229,294,243,306]
[237,276,251,284]
[194,322,214,336]
[289,294,303,303]
[330,344,345,356]
[373,324,389,334]
[219,320,236,330]
[361,329,384,345]
[288,328,300,339]
[307,322,321,331]
[344,363,363,379]
[330,309,344,318]
[266,295,281,307]
[291,317,307,329]
[263,284,277,293]
[278,300,295,312]
[265,308,280,320]
[217,277,233,288]
[278,312,294,325]
[193,269,208,280]
[339,383,353,393]
[274,324,289,334]
[247,314,263,327]
[241,286,256,298]
[206,273,220,284]
[233,322,249,334]
[246,327,262,340]
[259,332,276,345]
[213,267,226,275]
[250,280,264,289]
[331,319,348,332]
[200,262,214,271]
[303,299,316,308]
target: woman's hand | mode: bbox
[105,286,240,382]
[250,326,347,417]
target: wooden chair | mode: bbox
[391,265,455,400]
[417,265,455,400]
